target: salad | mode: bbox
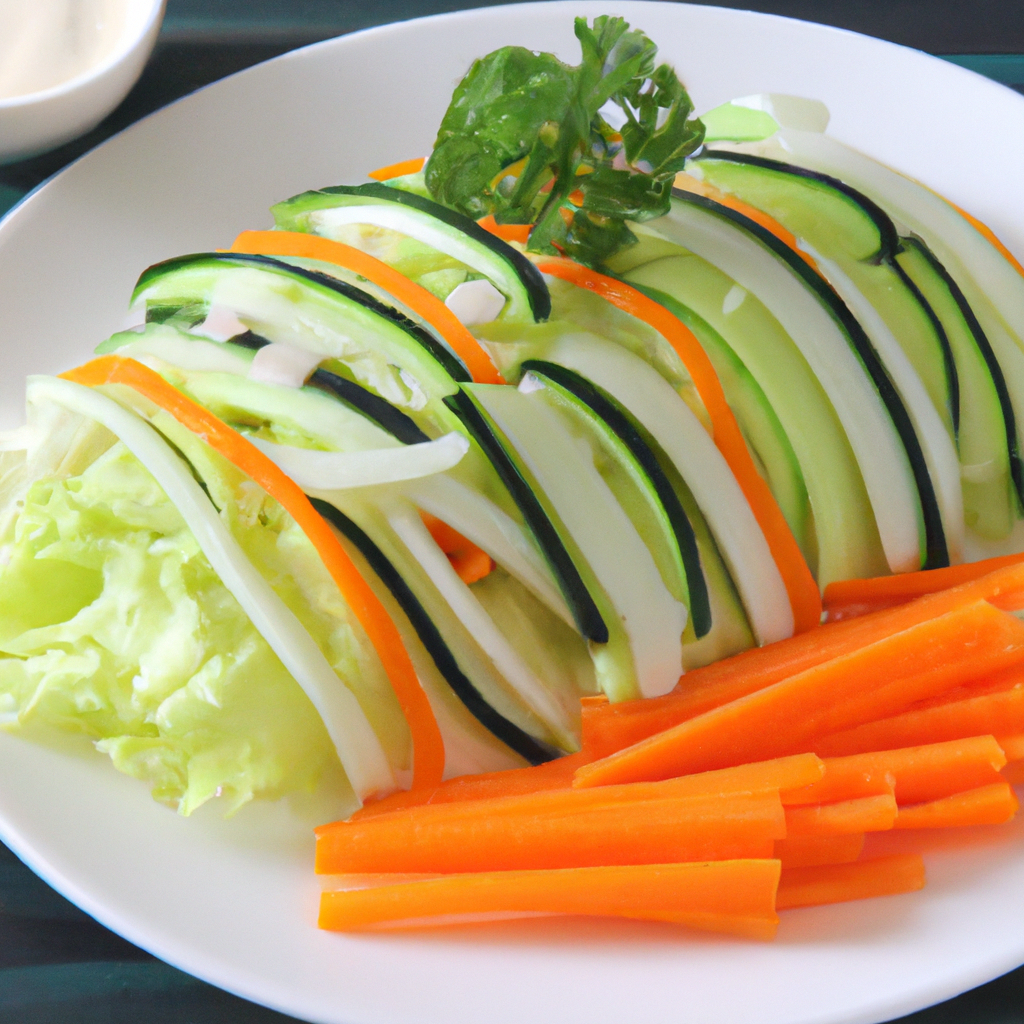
[2,15,1024,936]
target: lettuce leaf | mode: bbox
[0,439,360,815]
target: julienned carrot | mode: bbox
[894,782,1019,830]
[784,794,897,838]
[535,256,820,635]
[420,511,495,584]
[775,855,926,910]
[319,860,782,939]
[823,553,1024,622]
[574,600,1024,788]
[580,562,1024,759]
[774,834,865,869]
[782,736,1008,807]
[477,215,532,244]
[814,685,1024,757]
[228,230,504,385]
[998,734,1024,761]
[368,157,426,181]
[61,356,446,789]
[315,790,785,874]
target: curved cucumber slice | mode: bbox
[467,382,687,700]
[311,497,562,764]
[659,191,940,573]
[521,359,711,638]
[272,182,550,322]
[28,376,395,801]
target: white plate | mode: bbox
[1,3,1024,1022]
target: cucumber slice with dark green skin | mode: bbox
[310,497,560,764]
[622,286,812,564]
[521,359,711,638]
[668,188,948,571]
[693,152,959,436]
[621,250,886,585]
[134,252,471,384]
[271,182,551,322]
[444,388,608,644]
[897,236,1024,536]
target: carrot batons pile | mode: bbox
[315,561,1024,936]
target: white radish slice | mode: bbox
[445,279,506,325]
[25,376,396,803]
[540,333,794,646]
[655,197,922,574]
[471,383,687,698]
[799,241,965,562]
[385,500,576,744]
[403,473,573,628]
[249,432,468,489]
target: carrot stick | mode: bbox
[420,511,495,584]
[574,600,1024,787]
[775,834,865,869]
[535,256,820,635]
[814,684,1024,757]
[61,356,446,789]
[776,855,925,910]
[368,157,425,181]
[477,215,532,244]
[315,790,785,874]
[783,736,1007,807]
[784,794,897,837]
[998,734,1024,761]
[580,562,1024,759]
[228,230,504,384]
[824,553,1024,622]
[319,859,782,939]
[894,782,1019,829]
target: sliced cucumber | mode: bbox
[656,190,941,572]
[467,382,687,700]
[272,182,550,322]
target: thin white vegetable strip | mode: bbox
[248,432,469,488]
[800,242,965,562]
[472,383,687,699]
[539,334,794,646]
[26,376,396,802]
[403,473,574,628]
[385,499,576,744]
[654,198,923,574]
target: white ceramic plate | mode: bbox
[2,4,1024,1023]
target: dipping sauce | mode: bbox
[0,0,126,100]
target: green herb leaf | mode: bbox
[423,16,705,266]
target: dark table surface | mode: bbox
[1,2,1024,1021]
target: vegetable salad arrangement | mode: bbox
[2,16,1024,937]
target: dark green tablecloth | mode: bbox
[1,2,1024,1021]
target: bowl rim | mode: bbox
[0,0,166,111]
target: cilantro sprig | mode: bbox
[424,16,705,266]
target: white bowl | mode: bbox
[0,0,166,164]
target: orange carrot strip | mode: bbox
[997,733,1024,761]
[785,794,897,837]
[1002,761,1024,786]
[229,230,504,385]
[783,736,1007,807]
[354,751,823,821]
[477,215,532,244]
[894,781,1019,830]
[574,600,1024,788]
[319,860,782,939]
[814,684,1024,757]
[775,834,865,869]
[535,257,820,635]
[580,562,1024,759]
[776,855,925,910]
[823,553,1024,622]
[368,157,425,181]
[946,200,1024,279]
[419,510,495,584]
[61,356,446,789]
[674,172,820,273]
[315,790,785,874]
